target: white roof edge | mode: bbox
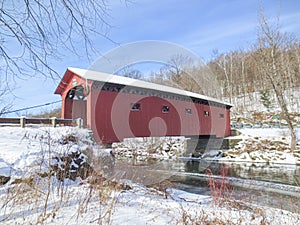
[68,67,232,107]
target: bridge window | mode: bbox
[219,113,225,118]
[130,103,141,111]
[162,106,169,113]
[185,108,192,114]
[204,111,209,117]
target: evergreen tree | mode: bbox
[259,90,272,111]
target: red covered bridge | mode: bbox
[55,67,232,144]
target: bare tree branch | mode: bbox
[0,0,121,114]
[0,0,116,80]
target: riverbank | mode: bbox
[218,128,300,165]
[111,128,300,165]
[1,177,299,224]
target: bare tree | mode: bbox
[149,54,222,97]
[0,0,114,80]
[0,87,12,116]
[158,55,206,93]
[209,52,236,103]
[0,0,118,115]
[117,66,143,79]
[254,11,298,150]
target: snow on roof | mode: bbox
[67,67,232,107]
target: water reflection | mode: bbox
[183,160,300,186]
[114,158,300,212]
[173,159,300,212]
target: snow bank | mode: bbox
[0,181,298,224]
[0,158,13,177]
[238,127,300,142]
[112,136,186,161]
[219,128,300,164]
[0,126,94,180]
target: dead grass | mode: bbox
[206,165,234,207]
[147,179,176,198]
[0,129,129,225]
[175,203,276,225]
[0,172,130,224]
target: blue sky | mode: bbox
[5,0,300,116]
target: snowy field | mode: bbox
[238,127,300,141]
[0,126,299,224]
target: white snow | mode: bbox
[218,128,300,165]
[238,127,300,141]
[0,180,298,224]
[226,87,300,118]
[0,159,13,177]
[112,136,186,160]
[0,126,299,224]
[0,126,93,179]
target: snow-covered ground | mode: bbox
[226,87,300,118]
[218,128,300,165]
[0,126,299,224]
[111,128,300,165]
[112,136,186,161]
[236,127,300,141]
[0,126,94,179]
[1,178,299,224]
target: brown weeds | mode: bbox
[206,165,234,207]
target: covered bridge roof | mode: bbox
[55,67,232,107]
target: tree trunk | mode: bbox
[269,49,296,151]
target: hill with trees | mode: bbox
[139,13,300,150]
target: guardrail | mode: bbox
[0,117,83,128]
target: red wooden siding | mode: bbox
[89,88,230,144]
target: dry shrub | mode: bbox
[176,207,237,225]
[147,179,176,198]
[0,176,10,185]
[0,171,131,225]
[207,165,234,207]
[60,134,78,145]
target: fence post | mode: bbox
[51,117,57,128]
[20,117,26,128]
[76,118,83,128]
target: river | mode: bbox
[114,158,300,213]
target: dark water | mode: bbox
[115,159,300,212]
[171,159,300,212]
[182,160,300,186]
